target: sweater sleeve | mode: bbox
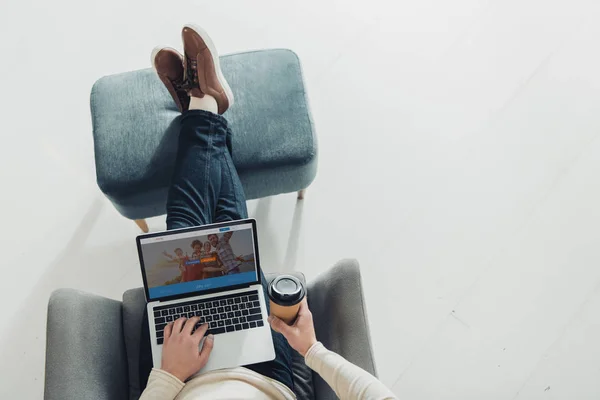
[305,342,397,400]
[139,368,185,400]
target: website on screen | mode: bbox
[140,224,257,299]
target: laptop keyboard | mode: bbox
[152,290,264,345]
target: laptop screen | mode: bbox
[138,221,259,300]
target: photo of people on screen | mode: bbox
[143,229,256,289]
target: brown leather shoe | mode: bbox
[182,24,234,114]
[151,47,189,113]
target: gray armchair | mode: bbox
[44,259,376,400]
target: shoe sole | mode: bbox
[183,23,235,109]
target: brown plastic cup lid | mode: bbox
[268,275,305,306]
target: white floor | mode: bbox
[2,0,600,398]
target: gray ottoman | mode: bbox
[91,49,318,231]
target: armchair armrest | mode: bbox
[44,289,129,400]
[308,259,377,400]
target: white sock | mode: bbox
[189,95,218,114]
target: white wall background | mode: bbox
[1,0,600,398]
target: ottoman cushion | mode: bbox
[91,49,317,220]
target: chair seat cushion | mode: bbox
[91,49,317,220]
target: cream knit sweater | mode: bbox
[140,342,396,400]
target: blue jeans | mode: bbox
[139,110,294,391]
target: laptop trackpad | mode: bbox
[197,327,275,373]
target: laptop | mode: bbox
[136,218,275,373]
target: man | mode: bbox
[207,232,242,275]
[139,24,396,400]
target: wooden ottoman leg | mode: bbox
[297,189,306,200]
[135,219,149,233]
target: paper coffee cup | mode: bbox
[268,275,306,325]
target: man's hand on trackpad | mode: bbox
[161,317,214,382]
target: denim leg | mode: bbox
[139,109,294,392]
[214,126,248,223]
[166,110,229,229]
